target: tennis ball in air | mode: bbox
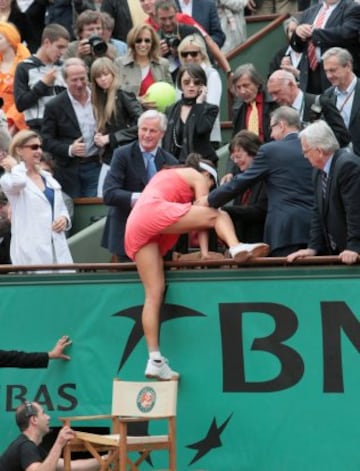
[144,82,177,112]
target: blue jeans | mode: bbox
[79,162,101,197]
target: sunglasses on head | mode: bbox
[24,401,36,417]
[135,38,151,44]
[180,50,200,58]
[22,144,42,150]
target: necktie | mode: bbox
[144,152,157,181]
[241,188,252,205]
[248,101,259,135]
[321,170,328,200]
[321,171,337,251]
[308,5,328,71]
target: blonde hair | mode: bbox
[177,34,209,66]
[90,57,121,131]
[126,24,160,61]
[9,130,41,162]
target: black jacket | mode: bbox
[309,150,360,254]
[100,89,142,165]
[0,350,49,368]
[163,101,219,165]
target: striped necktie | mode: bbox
[321,170,328,200]
[308,5,329,71]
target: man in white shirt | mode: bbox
[322,47,360,156]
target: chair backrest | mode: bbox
[111,379,178,418]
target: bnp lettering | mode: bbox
[219,301,360,393]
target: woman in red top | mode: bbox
[125,153,269,381]
[115,24,173,108]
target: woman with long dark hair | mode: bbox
[125,153,269,380]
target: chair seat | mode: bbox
[62,380,177,471]
[75,431,169,446]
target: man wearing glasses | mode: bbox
[196,106,314,257]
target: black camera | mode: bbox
[164,34,180,49]
[88,35,108,57]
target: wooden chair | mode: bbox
[59,378,178,471]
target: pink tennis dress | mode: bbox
[125,168,194,260]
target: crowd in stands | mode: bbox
[0,0,359,269]
[2,0,360,462]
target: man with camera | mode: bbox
[63,10,119,70]
[155,0,231,81]
[13,24,70,133]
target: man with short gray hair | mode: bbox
[102,110,178,262]
[41,57,100,198]
[322,47,360,156]
[288,120,360,265]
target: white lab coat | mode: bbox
[0,162,73,265]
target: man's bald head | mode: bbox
[267,69,299,106]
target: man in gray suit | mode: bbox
[196,106,314,256]
[102,110,178,262]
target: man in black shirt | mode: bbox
[0,402,100,471]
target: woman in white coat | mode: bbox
[0,130,73,266]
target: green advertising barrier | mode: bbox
[1,265,360,470]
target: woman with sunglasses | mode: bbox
[162,63,218,165]
[0,130,73,266]
[90,57,143,196]
[177,34,222,150]
[115,24,173,108]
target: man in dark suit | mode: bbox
[102,110,178,262]
[197,106,314,257]
[173,0,225,47]
[322,47,360,157]
[290,0,360,94]
[41,57,101,198]
[0,336,71,368]
[232,64,277,143]
[267,69,351,148]
[288,120,360,265]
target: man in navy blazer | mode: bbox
[288,120,360,265]
[290,0,360,94]
[174,0,225,47]
[197,106,314,256]
[102,110,178,262]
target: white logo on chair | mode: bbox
[137,386,157,413]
